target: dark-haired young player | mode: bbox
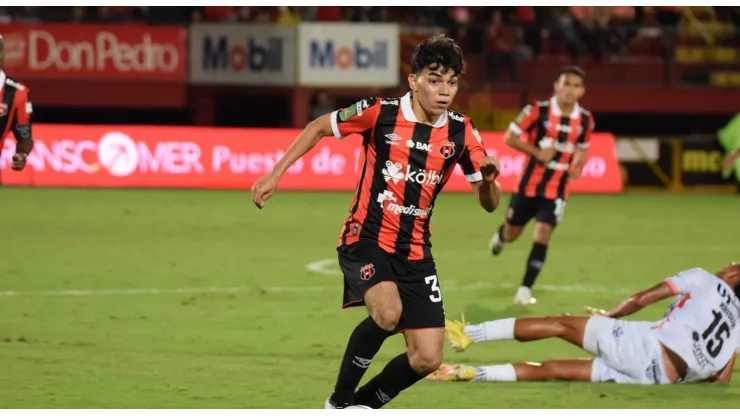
[251,35,502,409]
[433,263,740,385]
[489,66,595,305]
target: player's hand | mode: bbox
[568,168,582,181]
[536,148,556,164]
[251,174,279,209]
[480,156,500,183]
[11,153,27,171]
[585,306,609,317]
[724,150,739,170]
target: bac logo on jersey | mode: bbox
[360,263,375,280]
[0,103,7,118]
[440,141,456,159]
[406,140,432,152]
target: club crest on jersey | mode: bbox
[0,103,7,118]
[360,264,375,280]
[440,141,456,159]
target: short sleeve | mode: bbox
[665,268,714,296]
[11,88,33,142]
[577,113,595,150]
[330,97,381,139]
[457,120,487,183]
[508,103,540,136]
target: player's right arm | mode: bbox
[587,268,704,319]
[251,98,380,209]
[587,282,675,319]
[10,86,34,171]
[504,103,553,164]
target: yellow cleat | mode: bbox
[445,315,473,352]
[426,364,477,382]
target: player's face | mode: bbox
[409,66,459,117]
[553,74,584,106]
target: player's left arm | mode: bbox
[10,88,34,171]
[712,352,736,384]
[459,120,501,213]
[586,281,675,319]
[569,115,595,180]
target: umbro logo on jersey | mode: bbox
[385,133,402,146]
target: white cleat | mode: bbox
[489,232,505,256]
[325,398,371,409]
[513,286,537,305]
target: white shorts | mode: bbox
[584,316,671,385]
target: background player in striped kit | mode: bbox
[251,35,502,409]
[489,66,595,305]
[0,34,35,183]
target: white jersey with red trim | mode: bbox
[652,268,740,382]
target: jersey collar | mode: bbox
[0,71,6,93]
[550,96,581,119]
[401,92,449,128]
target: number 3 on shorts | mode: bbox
[553,198,566,223]
[425,275,442,303]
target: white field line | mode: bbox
[0,259,632,298]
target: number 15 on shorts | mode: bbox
[425,275,443,303]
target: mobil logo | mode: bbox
[201,35,283,73]
[309,39,387,70]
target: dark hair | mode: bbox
[411,34,465,76]
[559,65,586,82]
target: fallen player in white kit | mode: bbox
[428,263,740,385]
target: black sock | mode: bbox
[521,242,548,288]
[330,317,393,406]
[354,353,424,409]
[497,224,506,242]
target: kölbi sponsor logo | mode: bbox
[381,161,441,185]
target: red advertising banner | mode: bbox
[1,124,622,193]
[0,23,187,81]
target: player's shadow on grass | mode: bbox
[460,303,536,323]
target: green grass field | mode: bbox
[0,188,738,408]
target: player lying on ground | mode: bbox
[251,34,501,409]
[428,263,740,384]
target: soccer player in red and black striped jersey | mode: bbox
[251,35,502,409]
[489,66,594,306]
[0,34,34,180]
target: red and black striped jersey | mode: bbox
[508,96,594,200]
[0,71,33,147]
[331,93,486,261]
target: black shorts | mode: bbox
[506,193,567,227]
[337,242,445,333]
